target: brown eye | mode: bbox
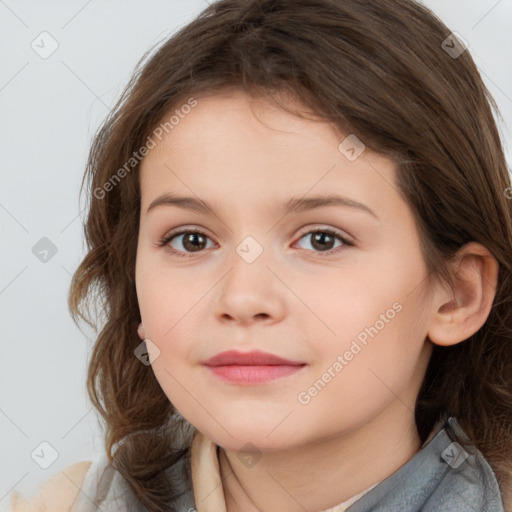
[159,230,214,257]
[179,232,208,252]
[295,229,352,254]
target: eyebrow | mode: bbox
[146,193,378,219]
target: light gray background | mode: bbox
[1,0,511,508]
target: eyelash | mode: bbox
[157,227,354,259]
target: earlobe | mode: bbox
[427,242,499,347]
[137,322,146,340]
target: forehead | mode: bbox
[147,89,340,154]
[138,89,402,223]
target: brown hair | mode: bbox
[68,0,512,509]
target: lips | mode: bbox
[203,349,305,367]
[203,350,307,385]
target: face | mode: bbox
[135,89,435,452]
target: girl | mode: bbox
[10,0,512,510]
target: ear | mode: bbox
[427,242,499,347]
[137,322,146,340]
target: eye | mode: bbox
[294,228,353,255]
[157,226,353,258]
[158,229,215,258]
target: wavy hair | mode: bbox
[68,0,512,509]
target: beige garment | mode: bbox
[190,429,379,512]
[9,461,92,512]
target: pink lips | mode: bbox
[203,350,306,385]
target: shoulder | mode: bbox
[348,417,505,512]
[9,460,93,512]
[421,417,505,511]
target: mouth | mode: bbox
[203,349,307,385]
[205,364,306,384]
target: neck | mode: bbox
[219,402,421,512]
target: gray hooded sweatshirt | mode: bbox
[70,417,504,511]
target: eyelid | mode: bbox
[160,224,354,243]
[160,225,212,240]
[295,224,354,245]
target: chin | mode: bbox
[199,422,308,454]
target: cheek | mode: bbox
[306,268,404,357]
[308,257,430,397]
[293,309,429,438]
[136,252,208,340]
[135,265,214,415]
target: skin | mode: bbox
[135,89,499,512]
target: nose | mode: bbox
[213,249,286,326]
